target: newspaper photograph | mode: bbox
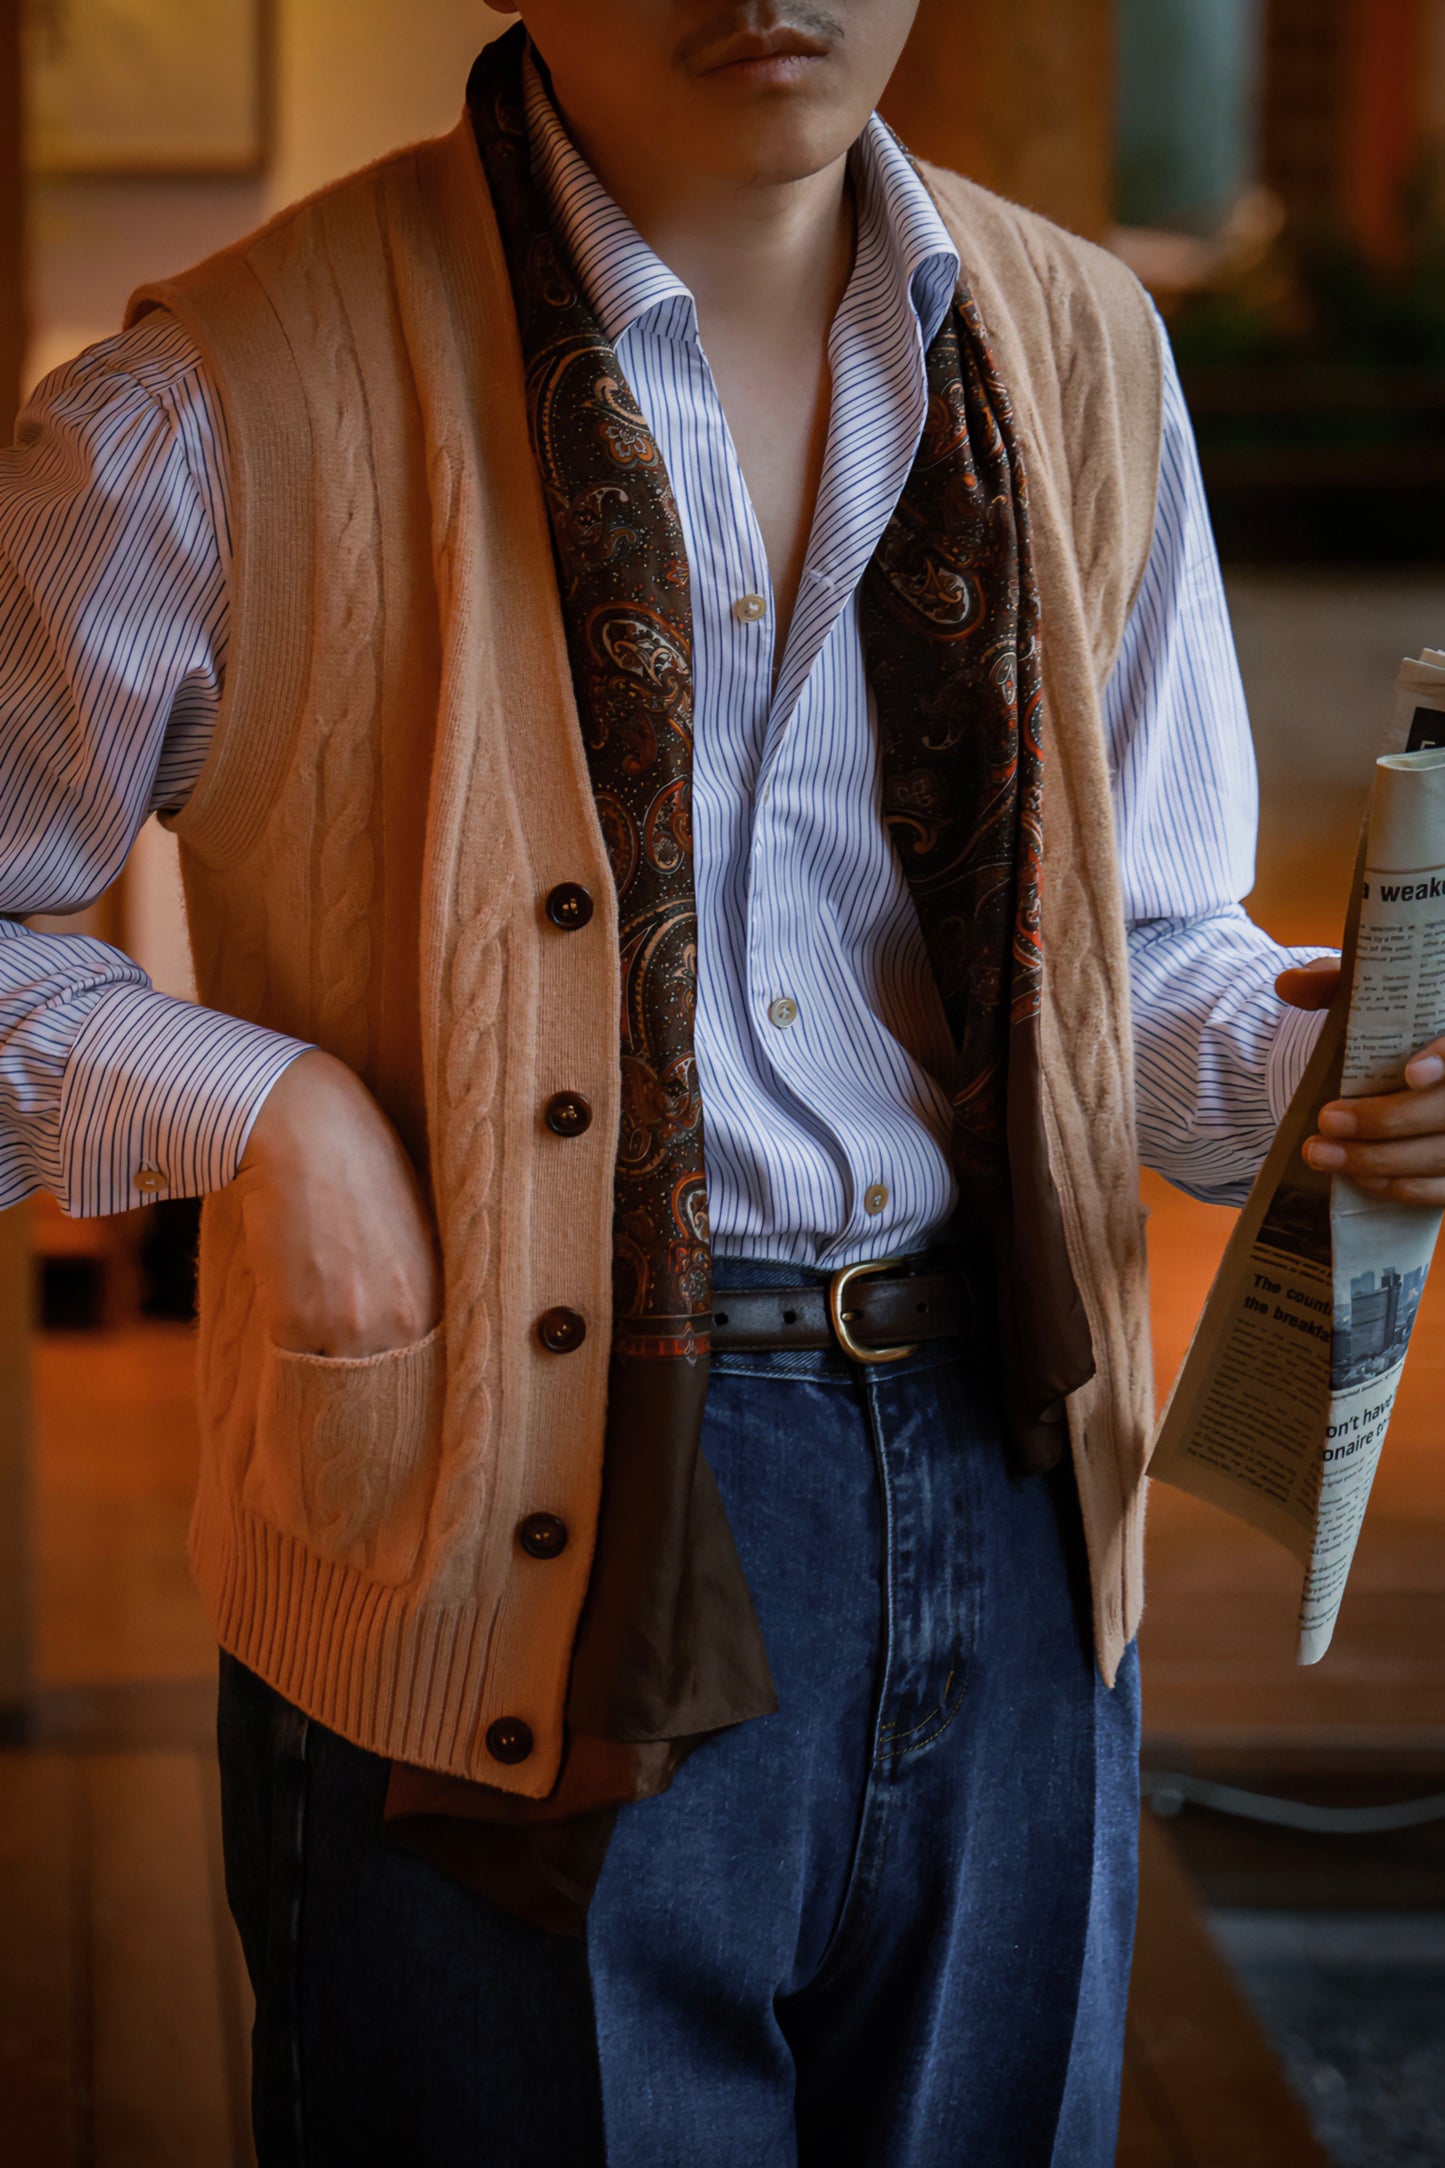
[1149,651,1445,1663]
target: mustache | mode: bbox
[676,5,848,64]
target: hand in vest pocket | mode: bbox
[250,1323,445,1582]
[235,1049,442,1357]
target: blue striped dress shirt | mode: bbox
[0,79,1327,1249]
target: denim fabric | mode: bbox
[218,1257,1140,2167]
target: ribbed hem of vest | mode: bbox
[191,1492,556,1794]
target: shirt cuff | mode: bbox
[58,983,311,1218]
[1266,988,1333,1126]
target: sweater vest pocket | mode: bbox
[244,1324,445,1585]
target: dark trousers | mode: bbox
[219,1259,1140,2166]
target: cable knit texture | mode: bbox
[125,117,1162,1789]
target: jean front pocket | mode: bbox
[246,1324,445,1585]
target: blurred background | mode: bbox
[0,3,1442,2163]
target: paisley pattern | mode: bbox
[859,290,1043,1208]
[477,57,709,1364]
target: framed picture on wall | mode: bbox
[24,0,271,177]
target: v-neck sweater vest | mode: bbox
[127,113,1163,1796]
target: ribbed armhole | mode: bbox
[127,256,314,869]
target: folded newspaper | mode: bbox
[1149,650,1445,1663]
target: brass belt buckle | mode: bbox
[827,1256,918,1365]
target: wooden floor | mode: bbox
[1119,1819,1330,2168]
[0,1743,255,2168]
[0,1328,251,2166]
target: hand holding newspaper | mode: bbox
[1149,650,1445,1662]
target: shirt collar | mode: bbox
[856,116,961,355]
[520,47,959,353]
[522,50,691,344]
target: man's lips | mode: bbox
[690,26,832,77]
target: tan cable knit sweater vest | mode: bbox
[128,114,1163,1794]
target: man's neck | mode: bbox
[548,93,855,341]
[540,75,861,664]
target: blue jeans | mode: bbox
[219,1260,1140,2166]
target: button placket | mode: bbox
[747,679,816,1077]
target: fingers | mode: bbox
[1306,1130,1445,1179]
[1317,1081,1445,1142]
[1405,1036,1445,1091]
[1304,1075,1445,1203]
[1293,1014,1445,1204]
[1276,957,1340,1012]
[235,1052,441,1357]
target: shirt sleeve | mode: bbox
[1106,307,1334,1207]
[0,314,309,1217]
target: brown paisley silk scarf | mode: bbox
[384,28,1092,1933]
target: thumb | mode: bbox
[1275,956,1340,1011]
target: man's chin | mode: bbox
[679,104,861,189]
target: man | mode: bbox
[3,5,1444,2161]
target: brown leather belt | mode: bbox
[710,1256,980,1366]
